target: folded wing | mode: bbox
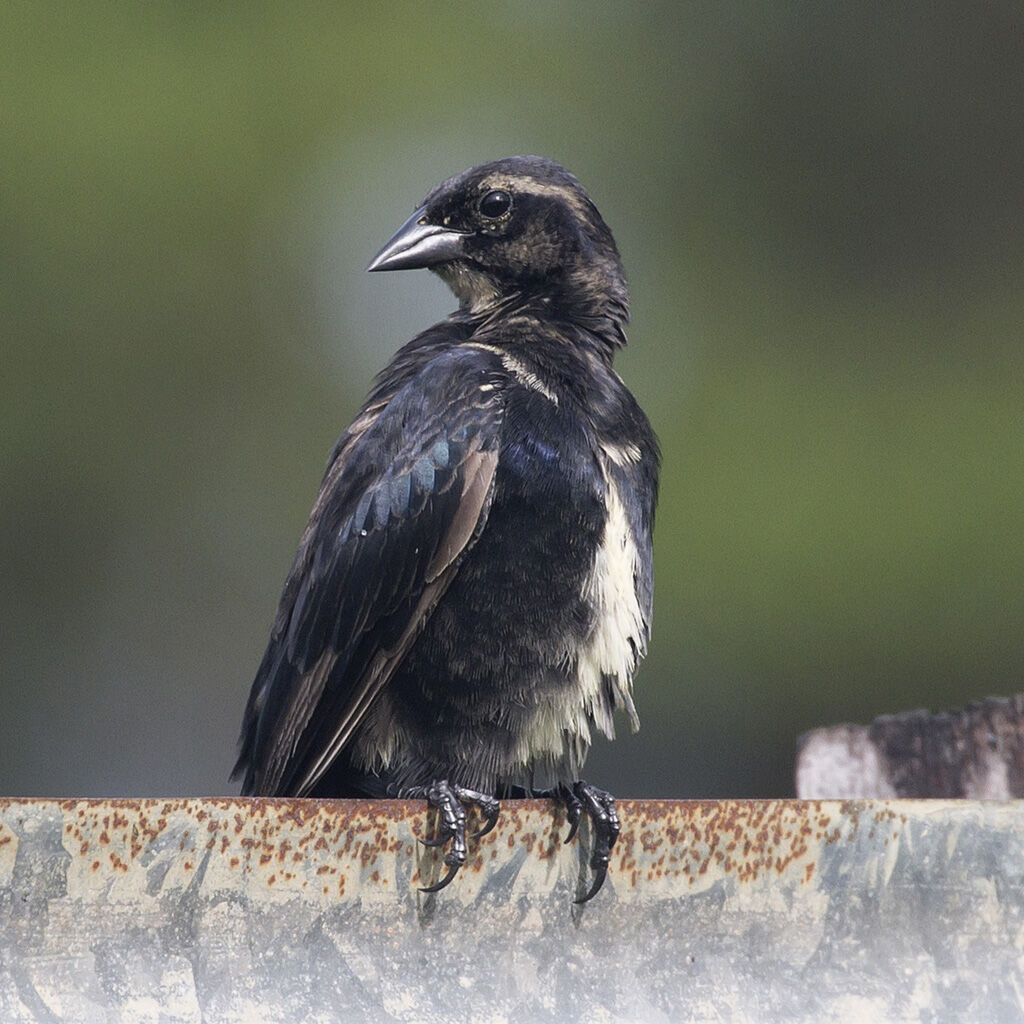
[234,348,505,796]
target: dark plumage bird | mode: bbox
[234,156,659,901]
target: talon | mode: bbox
[560,785,584,843]
[419,860,461,894]
[451,786,500,840]
[574,867,607,904]
[470,798,501,839]
[564,810,582,845]
[407,780,501,894]
[553,780,620,901]
[419,832,450,848]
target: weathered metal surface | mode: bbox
[0,798,1021,1023]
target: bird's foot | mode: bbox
[558,780,620,903]
[409,780,500,893]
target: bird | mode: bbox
[233,156,659,902]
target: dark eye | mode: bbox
[479,189,512,219]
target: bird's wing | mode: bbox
[235,347,505,796]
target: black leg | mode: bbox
[406,780,501,893]
[556,780,620,903]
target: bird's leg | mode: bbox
[407,780,501,893]
[556,780,621,903]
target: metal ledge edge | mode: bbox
[0,797,1021,1023]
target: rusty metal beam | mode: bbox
[0,798,1021,1022]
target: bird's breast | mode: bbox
[357,380,651,791]
[575,444,647,734]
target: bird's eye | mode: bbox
[479,189,512,220]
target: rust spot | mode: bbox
[0,796,913,900]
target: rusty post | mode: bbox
[796,695,1024,798]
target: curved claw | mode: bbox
[408,780,500,895]
[419,832,450,848]
[574,866,608,905]
[554,780,620,902]
[563,813,582,845]
[559,784,584,844]
[419,860,461,894]
[470,801,501,839]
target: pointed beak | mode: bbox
[366,206,470,272]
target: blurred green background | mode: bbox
[3,3,1022,799]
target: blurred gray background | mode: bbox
[3,3,1023,799]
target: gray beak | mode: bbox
[366,206,470,272]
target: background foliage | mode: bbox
[3,3,1022,797]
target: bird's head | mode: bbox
[368,156,628,344]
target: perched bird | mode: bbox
[234,156,659,901]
